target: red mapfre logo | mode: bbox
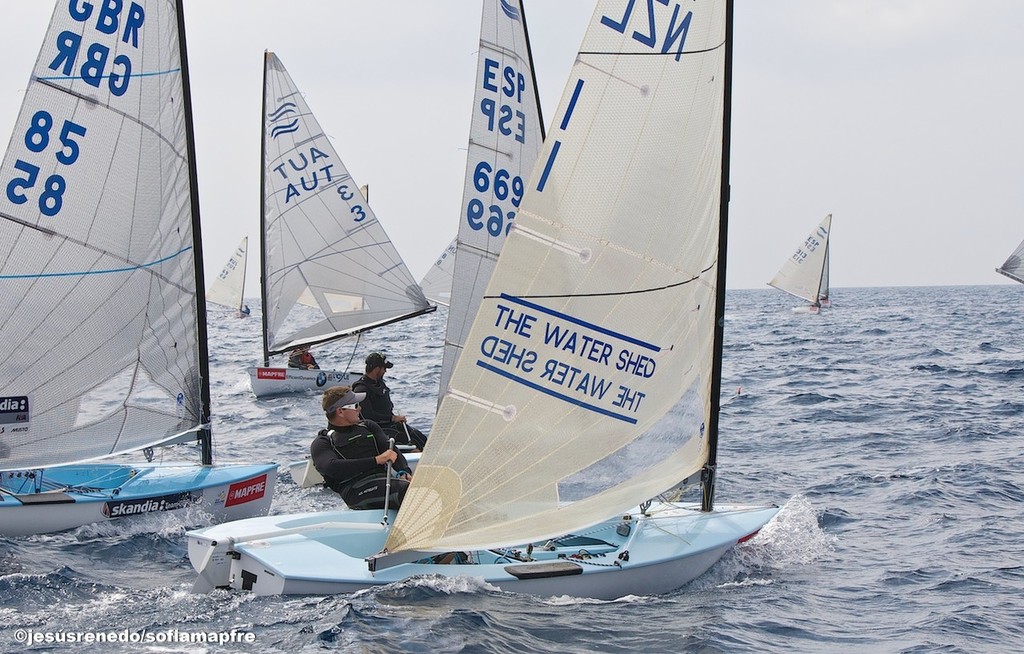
[225,474,268,507]
[257,368,286,380]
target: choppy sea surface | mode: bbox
[2,284,1022,653]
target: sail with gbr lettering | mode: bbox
[0,0,276,536]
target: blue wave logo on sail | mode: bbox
[500,0,521,21]
[269,101,301,139]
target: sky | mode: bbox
[1,1,1021,291]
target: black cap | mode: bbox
[366,352,393,369]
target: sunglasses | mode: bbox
[340,404,360,410]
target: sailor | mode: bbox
[310,386,412,510]
[353,352,428,451]
[287,345,319,369]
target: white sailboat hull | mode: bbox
[247,367,361,399]
[1,462,277,537]
[186,503,777,599]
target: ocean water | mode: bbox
[2,284,1022,653]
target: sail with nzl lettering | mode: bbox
[0,0,276,536]
[188,0,778,600]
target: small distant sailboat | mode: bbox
[207,237,251,317]
[248,53,435,398]
[996,238,1024,285]
[768,214,832,313]
[419,237,457,307]
[187,0,778,599]
[1,0,276,536]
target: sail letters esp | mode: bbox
[51,1,146,97]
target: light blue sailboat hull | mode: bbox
[186,502,777,599]
[1,462,277,537]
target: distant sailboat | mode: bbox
[188,0,778,599]
[996,238,1024,284]
[248,52,435,398]
[768,213,832,313]
[207,237,251,317]
[419,237,457,307]
[1,0,276,536]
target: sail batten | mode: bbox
[388,0,728,554]
[259,52,432,360]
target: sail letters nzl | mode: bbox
[601,0,695,61]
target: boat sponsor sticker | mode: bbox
[224,474,268,507]
[256,368,287,380]
[0,396,30,434]
[473,295,659,424]
[102,491,200,518]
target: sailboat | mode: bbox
[248,52,435,399]
[0,0,277,536]
[768,213,832,313]
[186,0,777,598]
[207,237,251,317]
[996,238,1024,284]
[419,237,457,307]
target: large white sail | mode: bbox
[768,213,832,305]
[389,0,729,552]
[996,238,1024,285]
[207,237,248,312]
[260,52,432,358]
[436,0,547,399]
[0,1,206,469]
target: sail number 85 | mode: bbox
[467,161,523,236]
[5,110,87,217]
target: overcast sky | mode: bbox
[2,1,1021,291]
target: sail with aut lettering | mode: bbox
[248,52,435,397]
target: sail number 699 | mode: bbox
[467,161,523,236]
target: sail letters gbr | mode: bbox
[475,295,658,425]
[4,3,146,219]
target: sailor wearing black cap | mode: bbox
[352,352,429,451]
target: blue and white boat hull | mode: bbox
[1,462,277,537]
[186,502,777,599]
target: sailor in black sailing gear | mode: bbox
[310,386,412,510]
[352,352,428,451]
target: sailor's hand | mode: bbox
[398,471,413,481]
[393,415,406,423]
[375,450,398,465]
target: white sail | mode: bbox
[420,237,457,307]
[388,0,729,553]
[996,238,1024,285]
[260,52,433,357]
[0,1,206,469]
[436,0,547,398]
[768,213,832,305]
[207,237,248,312]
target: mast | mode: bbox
[703,0,734,512]
[177,0,213,466]
[519,0,546,142]
[259,51,272,367]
